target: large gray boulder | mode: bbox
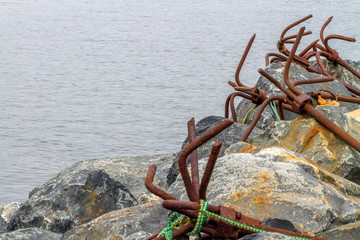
[315,220,360,240]
[167,149,360,234]
[57,152,176,202]
[0,227,62,240]
[248,105,360,184]
[61,201,167,240]
[8,169,137,233]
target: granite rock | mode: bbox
[57,152,176,202]
[8,169,137,233]
[61,201,167,240]
[167,151,360,234]
[315,220,360,240]
[0,227,62,240]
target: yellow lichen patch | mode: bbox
[240,144,257,153]
[252,194,273,205]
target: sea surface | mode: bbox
[1,0,360,204]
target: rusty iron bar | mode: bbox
[179,119,234,202]
[235,33,256,87]
[188,118,200,195]
[225,92,256,121]
[312,91,360,104]
[242,95,287,142]
[199,141,222,200]
[145,165,177,200]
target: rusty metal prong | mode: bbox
[179,120,234,202]
[293,77,334,86]
[284,26,306,96]
[145,165,177,200]
[299,39,319,57]
[280,14,312,41]
[315,51,332,76]
[199,141,222,200]
[265,53,288,66]
[324,34,356,52]
[235,33,256,87]
[258,68,296,100]
[228,81,237,88]
[188,118,200,196]
[281,30,312,43]
[276,100,285,120]
[320,16,333,49]
[225,92,257,121]
[243,95,287,142]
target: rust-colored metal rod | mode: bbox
[284,26,306,96]
[225,92,256,120]
[258,68,296,100]
[334,57,360,81]
[324,34,356,52]
[243,95,287,142]
[299,39,319,57]
[281,30,312,42]
[293,77,334,86]
[234,86,261,97]
[145,165,177,200]
[265,53,288,66]
[276,100,285,120]
[235,34,256,87]
[280,14,312,40]
[179,120,234,202]
[320,16,333,50]
[199,141,222,200]
[311,91,360,104]
[313,53,360,96]
[188,118,200,196]
[304,103,360,153]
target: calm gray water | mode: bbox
[1,0,360,204]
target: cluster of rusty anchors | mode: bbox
[225,15,360,154]
[145,118,327,240]
[267,14,360,96]
[246,27,360,154]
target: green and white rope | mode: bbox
[157,200,313,240]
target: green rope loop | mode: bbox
[157,212,191,240]
[277,40,287,53]
[187,199,209,236]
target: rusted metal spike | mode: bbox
[145,165,177,200]
[188,118,200,195]
[280,14,312,41]
[179,120,234,202]
[284,26,306,96]
[235,33,256,87]
[199,141,222,200]
[243,95,287,142]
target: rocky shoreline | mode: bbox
[2,60,360,239]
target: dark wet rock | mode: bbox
[167,116,263,185]
[61,201,167,240]
[168,151,360,233]
[235,60,359,130]
[261,217,300,233]
[249,105,360,184]
[238,232,294,240]
[0,227,62,240]
[57,152,176,202]
[0,202,21,233]
[8,169,137,234]
[315,220,360,240]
